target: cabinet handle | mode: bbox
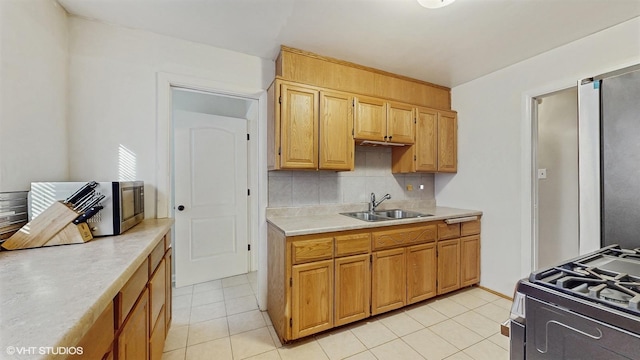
[445,216,478,224]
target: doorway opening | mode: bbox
[171,87,258,287]
[532,87,579,270]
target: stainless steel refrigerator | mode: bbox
[579,66,640,250]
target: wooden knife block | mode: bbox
[1,201,93,250]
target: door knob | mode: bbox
[177,205,185,211]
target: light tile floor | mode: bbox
[163,272,511,360]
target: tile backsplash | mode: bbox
[268,146,435,207]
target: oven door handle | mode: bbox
[538,320,603,353]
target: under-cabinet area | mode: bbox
[267,214,481,343]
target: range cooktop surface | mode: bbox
[530,245,640,314]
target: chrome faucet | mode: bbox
[369,192,391,212]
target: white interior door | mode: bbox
[174,109,248,287]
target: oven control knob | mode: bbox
[177,205,185,211]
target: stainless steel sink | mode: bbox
[373,209,432,219]
[340,211,389,222]
[341,209,432,222]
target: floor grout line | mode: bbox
[163,276,508,360]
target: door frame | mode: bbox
[521,81,579,276]
[156,72,268,309]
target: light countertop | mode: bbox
[267,206,482,236]
[0,219,173,359]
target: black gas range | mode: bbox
[510,245,640,359]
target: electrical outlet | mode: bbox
[406,184,413,191]
[538,168,547,179]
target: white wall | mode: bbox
[0,0,69,191]
[438,17,640,295]
[67,17,274,217]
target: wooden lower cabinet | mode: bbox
[437,239,461,295]
[407,242,437,304]
[76,302,114,360]
[149,308,166,360]
[165,248,173,335]
[335,254,370,326]
[371,248,406,315]
[291,260,334,338]
[461,235,480,287]
[72,231,172,360]
[268,219,480,342]
[118,288,149,360]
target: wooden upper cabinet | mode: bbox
[280,83,319,169]
[391,107,455,174]
[354,96,415,144]
[437,110,457,173]
[319,90,354,170]
[354,96,387,141]
[387,102,415,144]
[415,108,438,172]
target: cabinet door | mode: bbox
[149,259,166,329]
[354,96,387,141]
[335,254,370,326]
[437,111,457,173]
[407,243,437,304]
[437,239,460,295]
[387,102,415,144]
[291,260,334,339]
[460,235,480,287]
[371,248,405,315]
[280,83,319,169]
[164,248,172,335]
[320,90,354,170]
[415,108,438,172]
[118,288,149,360]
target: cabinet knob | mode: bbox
[388,136,393,140]
[177,205,185,211]
[384,136,388,140]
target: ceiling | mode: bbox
[57,0,640,88]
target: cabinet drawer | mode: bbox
[76,302,114,360]
[292,238,333,264]
[149,240,164,276]
[437,223,460,240]
[150,259,166,327]
[335,233,370,257]
[372,225,436,250]
[117,258,149,326]
[461,220,481,236]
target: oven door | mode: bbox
[526,297,640,359]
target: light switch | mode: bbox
[538,168,547,179]
[419,184,424,190]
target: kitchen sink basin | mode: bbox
[340,211,389,222]
[373,209,432,219]
[341,209,432,222]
